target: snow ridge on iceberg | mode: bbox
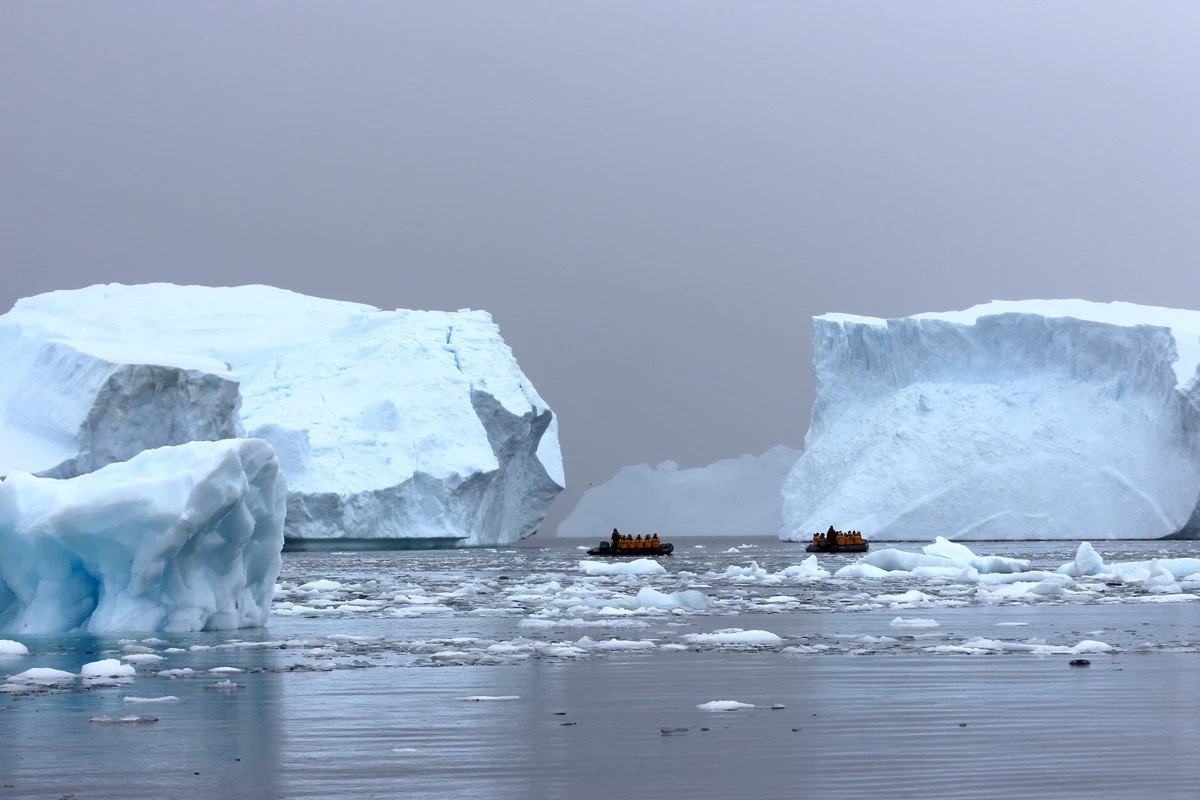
[0,439,286,634]
[785,300,1200,541]
[0,284,563,546]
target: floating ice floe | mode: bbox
[607,587,712,612]
[890,617,939,628]
[716,557,829,584]
[7,667,76,685]
[577,559,667,576]
[1057,542,1200,590]
[0,640,28,656]
[81,660,135,679]
[697,700,755,711]
[684,629,782,646]
[837,538,1029,579]
[458,695,520,702]
[925,637,1115,656]
[123,696,179,704]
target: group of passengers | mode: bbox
[610,529,661,550]
[813,525,864,547]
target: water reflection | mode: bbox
[1,632,283,799]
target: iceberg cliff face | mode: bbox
[0,284,563,546]
[0,439,286,634]
[0,337,242,479]
[783,300,1200,541]
[559,446,802,537]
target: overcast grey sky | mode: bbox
[3,2,1200,535]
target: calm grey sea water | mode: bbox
[2,538,1198,800]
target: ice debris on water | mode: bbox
[123,696,179,704]
[697,700,755,711]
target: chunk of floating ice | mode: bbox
[204,680,243,690]
[697,700,754,711]
[777,557,830,579]
[121,654,164,664]
[1071,640,1113,654]
[90,715,159,724]
[721,562,768,580]
[0,640,29,656]
[392,748,420,753]
[123,696,179,704]
[458,695,520,701]
[299,579,344,592]
[577,559,666,576]
[995,622,1031,627]
[851,539,1030,576]
[608,587,712,611]
[8,667,76,684]
[890,617,940,628]
[578,638,657,651]
[209,667,242,673]
[684,629,782,646]
[157,668,195,677]
[81,659,135,678]
[1057,543,1200,581]
[1138,594,1199,603]
[724,547,741,553]
[874,590,935,607]
[834,563,892,579]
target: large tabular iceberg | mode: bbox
[783,300,1200,541]
[0,439,286,634]
[0,284,564,547]
[558,446,801,537]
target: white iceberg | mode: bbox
[558,446,800,537]
[0,283,563,547]
[784,300,1200,541]
[0,438,286,634]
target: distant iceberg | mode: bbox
[559,446,801,537]
[0,284,563,546]
[784,300,1200,541]
[0,439,286,634]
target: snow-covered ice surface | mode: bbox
[558,446,801,537]
[785,300,1200,541]
[0,439,286,634]
[0,283,563,546]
